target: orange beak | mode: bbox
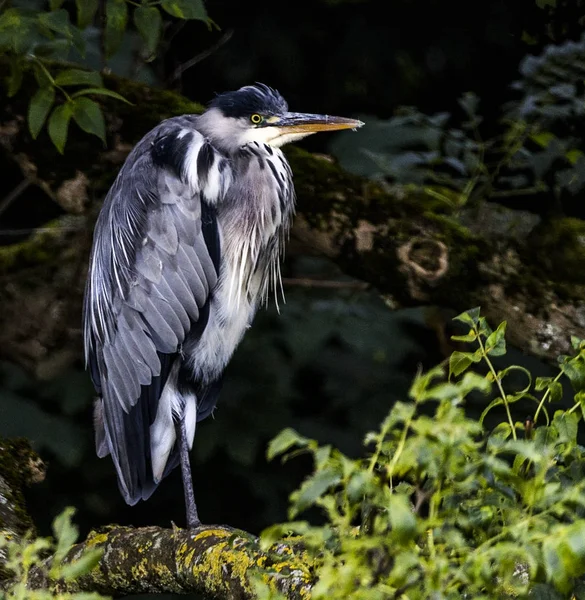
[268,112,364,134]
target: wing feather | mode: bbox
[162,266,201,322]
[176,244,209,301]
[83,119,226,504]
[134,248,163,284]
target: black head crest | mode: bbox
[210,83,288,118]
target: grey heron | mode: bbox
[83,83,364,528]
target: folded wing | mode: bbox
[83,121,226,504]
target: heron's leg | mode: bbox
[178,417,201,528]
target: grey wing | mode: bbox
[83,121,226,504]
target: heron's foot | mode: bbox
[186,509,202,529]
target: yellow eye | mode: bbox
[250,114,263,124]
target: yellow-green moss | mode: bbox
[175,527,313,598]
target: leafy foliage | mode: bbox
[257,309,585,598]
[0,0,210,152]
[504,33,585,196]
[0,508,105,599]
[332,33,585,207]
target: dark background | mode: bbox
[0,0,579,549]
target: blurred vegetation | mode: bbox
[255,310,585,598]
[332,33,585,215]
[0,508,105,599]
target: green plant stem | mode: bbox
[386,409,416,487]
[427,481,441,560]
[368,417,394,474]
[477,334,517,440]
[568,402,580,414]
[533,371,563,424]
[32,58,71,101]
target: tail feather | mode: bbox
[99,356,222,505]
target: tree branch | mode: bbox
[0,439,312,599]
[29,525,312,599]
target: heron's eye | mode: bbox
[250,114,263,125]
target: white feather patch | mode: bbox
[183,135,205,192]
[150,362,180,482]
[183,393,197,450]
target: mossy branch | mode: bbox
[26,525,313,599]
[0,65,584,374]
[0,439,311,599]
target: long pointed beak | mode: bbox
[267,112,364,134]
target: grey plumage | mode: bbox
[83,84,363,523]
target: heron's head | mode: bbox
[198,83,364,152]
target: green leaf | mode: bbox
[543,538,565,589]
[28,86,56,139]
[259,521,310,549]
[52,507,78,564]
[33,38,72,59]
[134,6,162,56]
[71,87,133,104]
[38,9,71,35]
[500,439,542,463]
[485,321,507,356]
[560,355,585,392]
[161,0,208,20]
[548,381,563,403]
[71,97,106,143]
[536,377,563,404]
[54,68,103,88]
[7,58,23,97]
[59,548,102,580]
[477,316,493,337]
[0,7,21,29]
[48,103,73,154]
[460,371,492,395]
[536,377,553,391]
[76,0,98,29]
[0,9,35,54]
[346,470,375,502]
[50,0,66,9]
[267,428,310,461]
[32,63,54,89]
[290,467,341,516]
[453,307,481,327]
[71,25,87,57]
[552,410,578,444]
[314,445,332,470]
[449,351,473,378]
[105,0,128,58]
[564,522,585,576]
[451,330,477,343]
[409,364,445,399]
[388,494,417,542]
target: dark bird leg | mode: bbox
[179,417,201,528]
